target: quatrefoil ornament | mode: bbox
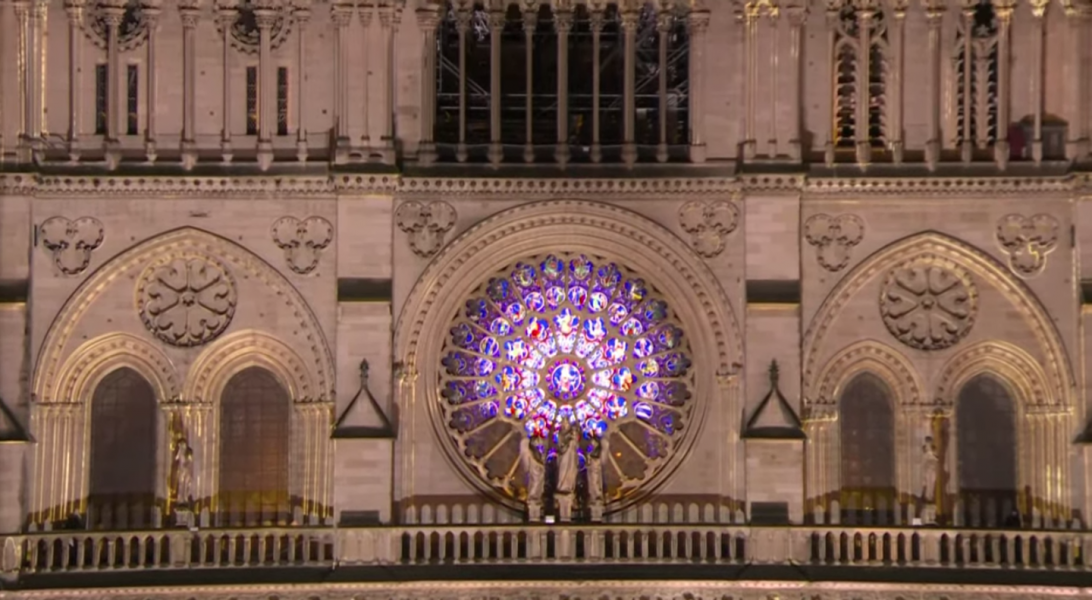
[40,216,105,276]
[395,200,457,258]
[677,200,740,258]
[996,213,1059,278]
[804,213,864,272]
[271,216,333,275]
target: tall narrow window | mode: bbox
[95,64,109,135]
[633,4,690,147]
[246,66,259,135]
[954,0,999,149]
[126,64,139,136]
[839,373,896,525]
[88,367,158,530]
[218,367,291,527]
[831,5,888,149]
[276,66,288,136]
[957,374,1017,527]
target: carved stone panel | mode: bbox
[395,200,457,257]
[804,213,864,271]
[879,260,977,351]
[271,216,333,275]
[677,199,740,258]
[136,255,238,347]
[995,213,1059,277]
[40,216,105,276]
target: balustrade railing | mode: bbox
[2,524,1089,578]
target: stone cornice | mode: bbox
[0,171,1086,199]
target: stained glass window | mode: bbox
[439,253,694,504]
[838,373,895,525]
[957,374,1017,527]
[88,367,157,530]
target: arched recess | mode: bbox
[30,333,178,528]
[185,330,333,525]
[808,339,923,523]
[838,373,896,524]
[956,373,1018,527]
[87,367,158,530]
[937,340,1068,525]
[217,366,292,527]
[803,232,1074,412]
[394,200,743,515]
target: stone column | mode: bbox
[554,9,571,166]
[1066,5,1090,160]
[766,7,778,157]
[255,0,277,170]
[179,0,201,170]
[359,4,372,149]
[993,0,1015,169]
[486,7,504,165]
[621,8,638,167]
[742,2,759,161]
[959,6,974,163]
[217,0,237,163]
[783,6,803,162]
[417,5,440,164]
[294,0,311,162]
[332,2,353,163]
[522,7,536,163]
[144,0,162,162]
[1029,0,1048,163]
[855,2,873,168]
[589,9,603,163]
[924,1,943,170]
[889,0,906,163]
[378,3,400,162]
[64,0,85,162]
[455,7,470,162]
[655,10,670,163]
[102,0,125,168]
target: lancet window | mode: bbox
[87,367,158,530]
[838,373,896,525]
[217,367,291,527]
[433,0,691,164]
[956,374,1018,528]
[953,0,999,149]
[831,3,888,150]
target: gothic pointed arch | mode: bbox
[394,199,743,515]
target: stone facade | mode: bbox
[1,0,1092,597]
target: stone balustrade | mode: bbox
[1,524,1088,579]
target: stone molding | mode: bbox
[50,332,181,405]
[393,199,744,513]
[2,173,1084,199]
[809,339,925,408]
[182,329,325,403]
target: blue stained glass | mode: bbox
[541,255,565,279]
[511,262,537,287]
[487,278,511,303]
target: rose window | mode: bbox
[439,253,695,504]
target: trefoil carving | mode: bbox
[136,255,238,347]
[40,216,105,276]
[395,200,457,257]
[804,213,864,271]
[271,216,333,275]
[995,213,1059,278]
[677,199,740,258]
[879,260,977,351]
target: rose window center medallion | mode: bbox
[440,253,695,508]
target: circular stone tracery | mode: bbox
[440,253,694,504]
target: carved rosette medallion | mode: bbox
[271,216,333,275]
[804,213,864,271]
[879,259,977,351]
[996,213,1059,278]
[677,200,739,258]
[136,255,238,347]
[40,216,105,276]
[395,200,457,257]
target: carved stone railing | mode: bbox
[2,524,1089,578]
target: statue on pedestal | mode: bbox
[555,427,579,522]
[586,435,607,522]
[920,435,938,524]
[170,427,197,528]
[519,435,546,521]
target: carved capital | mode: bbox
[396,200,457,257]
[554,9,573,32]
[414,5,440,30]
[589,8,605,31]
[333,3,355,27]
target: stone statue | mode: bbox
[519,436,545,520]
[555,427,579,521]
[173,436,196,509]
[587,435,607,521]
[921,435,938,504]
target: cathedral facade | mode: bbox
[0,0,1091,598]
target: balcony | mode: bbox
[2,523,1090,589]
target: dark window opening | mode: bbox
[955,0,999,147]
[832,6,887,149]
[839,373,896,525]
[88,367,157,530]
[126,64,139,135]
[95,64,108,135]
[277,66,289,136]
[957,374,1018,528]
[246,66,259,135]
